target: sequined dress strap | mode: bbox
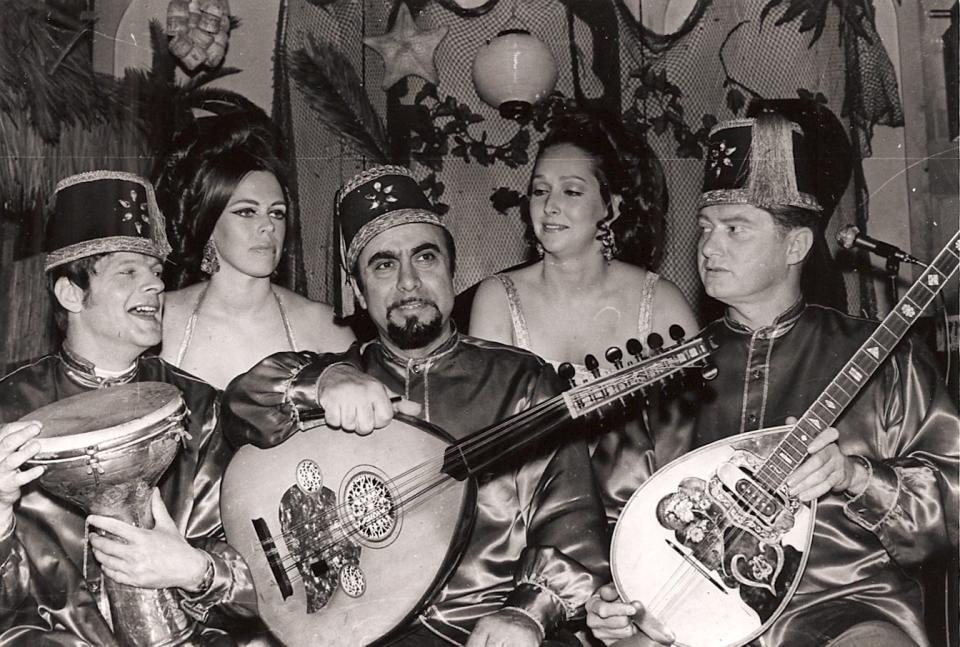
[274,289,299,351]
[174,284,207,366]
[636,271,660,339]
[495,274,533,351]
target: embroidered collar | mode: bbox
[375,325,460,372]
[723,298,805,339]
[60,345,139,388]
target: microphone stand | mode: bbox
[885,255,901,306]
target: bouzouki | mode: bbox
[222,333,716,647]
[611,231,960,647]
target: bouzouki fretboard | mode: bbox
[755,231,960,491]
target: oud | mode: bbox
[221,332,715,647]
[611,232,959,647]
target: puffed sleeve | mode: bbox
[0,515,118,646]
[0,521,27,617]
[503,368,610,636]
[173,394,259,623]
[842,338,959,565]
[222,345,363,449]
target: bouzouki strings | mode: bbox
[254,349,708,577]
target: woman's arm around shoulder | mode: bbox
[468,274,515,345]
[279,287,355,353]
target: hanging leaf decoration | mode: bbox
[289,36,390,163]
[759,0,889,46]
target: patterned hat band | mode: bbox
[344,209,445,273]
[699,188,821,211]
[44,237,165,272]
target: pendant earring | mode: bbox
[597,220,618,262]
[535,241,545,258]
[201,239,220,275]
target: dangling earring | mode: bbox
[535,241,545,258]
[597,220,618,262]
[201,239,220,275]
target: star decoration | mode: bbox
[363,3,448,90]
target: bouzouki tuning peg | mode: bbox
[557,362,577,390]
[625,338,644,359]
[647,333,664,353]
[584,354,601,378]
[605,346,624,369]
[668,324,685,343]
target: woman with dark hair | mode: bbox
[157,113,354,389]
[469,111,698,523]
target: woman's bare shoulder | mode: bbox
[651,276,700,334]
[469,274,517,342]
[164,283,205,310]
[276,287,355,352]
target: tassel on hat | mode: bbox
[700,114,821,213]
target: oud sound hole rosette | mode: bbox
[296,460,323,494]
[340,467,402,546]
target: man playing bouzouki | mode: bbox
[223,165,609,647]
[587,100,959,647]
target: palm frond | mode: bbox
[289,36,389,162]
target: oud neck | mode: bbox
[441,336,713,479]
[757,232,960,490]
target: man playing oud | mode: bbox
[587,101,959,646]
[224,165,608,646]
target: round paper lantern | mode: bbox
[471,29,558,119]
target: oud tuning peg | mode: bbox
[605,346,624,370]
[584,354,601,378]
[625,338,644,360]
[647,333,664,354]
[700,358,719,381]
[557,363,577,390]
[669,325,686,343]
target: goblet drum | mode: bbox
[21,382,198,647]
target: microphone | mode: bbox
[836,226,924,266]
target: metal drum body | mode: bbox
[22,382,197,647]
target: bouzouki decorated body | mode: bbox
[222,333,716,647]
[611,232,960,647]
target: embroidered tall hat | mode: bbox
[700,98,852,216]
[45,171,170,272]
[334,165,447,317]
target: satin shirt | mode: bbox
[677,303,959,646]
[0,349,258,646]
[223,332,609,645]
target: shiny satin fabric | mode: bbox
[223,332,610,644]
[0,351,260,646]
[666,302,959,647]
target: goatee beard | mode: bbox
[387,313,444,350]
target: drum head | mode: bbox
[19,382,184,454]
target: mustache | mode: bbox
[387,297,438,316]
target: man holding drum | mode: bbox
[224,165,609,646]
[0,171,257,645]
